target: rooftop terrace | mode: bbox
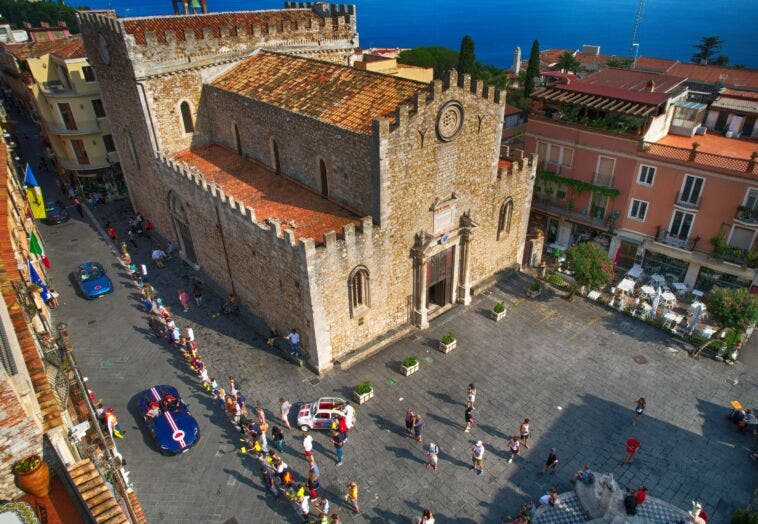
[173,144,360,243]
[658,133,758,159]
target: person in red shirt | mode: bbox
[622,437,641,463]
[635,486,647,505]
[106,224,117,243]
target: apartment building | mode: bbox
[0,36,126,200]
[526,68,758,292]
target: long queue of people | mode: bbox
[118,238,346,523]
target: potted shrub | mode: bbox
[13,454,50,497]
[491,302,507,321]
[353,381,374,404]
[527,281,542,298]
[400,356,419,376]
[439,331,456,353]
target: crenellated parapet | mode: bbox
[373,68,506,137]
[153,152,378,263]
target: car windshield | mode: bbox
[80,266,104,281]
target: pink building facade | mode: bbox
[526,69,758,292]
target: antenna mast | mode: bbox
[630,0,645,53]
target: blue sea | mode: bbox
[81,0,758,68]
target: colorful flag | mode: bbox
[24,164,46,220]
[28,231,50,268]
[28,260,51,301]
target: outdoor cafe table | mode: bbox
[650,274,666,285]
[672,282,688,295]
[616,278,636,294]
[639,285,656,299]
[627,264,644,279]
[663,311,684,328]
[661,291,677,307]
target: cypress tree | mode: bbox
[524,39,540,97]
[457,35,476,77]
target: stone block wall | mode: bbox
[0,377,43,499]
[203,85,375,217]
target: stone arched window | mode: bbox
[125,128,139,169]
[167,191,197,265]
[497,197,514,240]
[319,158,328,198]
[348,265,370,316]
[271,138,281,174]
[180,101,194,133]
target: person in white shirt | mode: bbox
[344,402,355,429]
[184,326,195,342]
[302,432,314,459]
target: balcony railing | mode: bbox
[45,119,102,136]
[641,141,758,176]
[39,80,100,97]
[735,206,758,225]
[655,229,700,251]
[532,197,611,230]
[674,191,701,210]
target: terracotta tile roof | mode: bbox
[51,38,87,60]
[122,10,325,45]
[540,49,573,66]
[666,62,758,90]
[67,460,129,523]
[173,144,360,243]
[633,56,678,72]
[2,36,83,60]
[211,51,427,134]
[580,68,686,93]
[720,88,758,100]
[504,103,522,116]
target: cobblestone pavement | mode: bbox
[19,120,756,523]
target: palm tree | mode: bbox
[555,51,582,74]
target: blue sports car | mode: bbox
[75,262,113,299]
[138,385,199,455]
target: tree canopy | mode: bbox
[555,51,582,73]
[397,46,459,78]
[705,287,758,334]
[523,39,540,98]
[0,0,87,33]
[456,35,476,76]
[691,35,728,65]
[565,242,614,290]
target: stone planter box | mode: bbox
[353,388,374,404]
[439,339,457,353]
[491,309,507,322]
[527,287,542,299]
[400,361,419,376]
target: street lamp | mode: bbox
[632,43,640,69]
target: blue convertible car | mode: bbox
[75,262,113,299]
[138,385,199,455]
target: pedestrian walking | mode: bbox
[72,196,84,217]
[471,440,485,475]
[309,456,319,480]
[425,442,439,471]
[329,515,341,524]
[286,328,301,356]
[260,467,279,497]
[307,470,320,499]
[632,397,646,424]
[143,296,153,314]
[144,218,153,239]
[519,418,530,448]
[467,383,476,408]
[507,435,521,464]
[622,437,641,464]
[405,408,416,436]
[178,289,191,312]
[302,431,314,459]
[540,448,558,474]
[279,398,292,430]
[343,401,355,430]
[331,429,345,465]
[417,510,435,524]
[192,280,203,305]
[106,224,117,243]
[345,481,360,513]
[464,405,475,432]
[314,496,330,519]
[271,425,285,452]
[127,228,138,248]
[412,414,424,443]
[143,283,155,300]
[184,325,195,343]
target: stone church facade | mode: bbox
[79,3,536,372]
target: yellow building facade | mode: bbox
[0,36,125,199]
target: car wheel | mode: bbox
[300,424,310,432]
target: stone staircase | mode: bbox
[66,460,128,524]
